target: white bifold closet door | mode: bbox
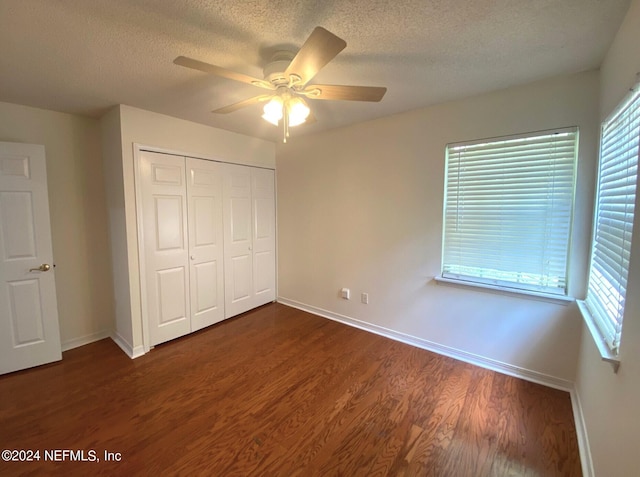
[221,164,276,318]
[139,152,224,346]
[186,158,225,331]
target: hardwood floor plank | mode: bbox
[395,363,474,476]
[0,303,581,476]
[441,367,497,476]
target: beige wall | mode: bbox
[0,101,113,348]
[575,1,640,476]
[102,105,276,353]
[277,70,599,383]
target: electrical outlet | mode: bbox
[341,288,350,300]
[361,292,369,304]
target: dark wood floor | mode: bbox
[0,303,581,476]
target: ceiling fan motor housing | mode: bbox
[263,51,295,85]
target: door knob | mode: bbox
[30,264,51,272]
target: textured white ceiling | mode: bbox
[0,0,631,142]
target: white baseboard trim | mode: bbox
[570,388,594,477]
[61,330,110,351]
[277,296,574,391]
[110,331,145,359]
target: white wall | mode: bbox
[102,105,276,353]
[277,70,599,383]
[574,1,640,476]
[100,106,131,348]
[0,101,114,348]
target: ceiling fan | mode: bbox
[174,27,387,142]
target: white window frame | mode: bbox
[440,127,579,299]
[578,80,639,369]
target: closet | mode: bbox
[138,151,275,347]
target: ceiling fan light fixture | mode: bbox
[262,94,309,128]
[287,96,310,127]
[262,96,283,125]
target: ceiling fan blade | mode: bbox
[302,84,387,102]
[212,94,273,114]
[174,56,273,90]
[285,27,347,86]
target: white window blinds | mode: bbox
[442,128,578,295]
[584,83,639,352]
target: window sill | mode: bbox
[434,276,574,305]
[576,300,620,373]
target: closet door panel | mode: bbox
[187,158,224,331]
[222,164,254,317]
[230,255,251,301]
[156,267,188,325]
[254,250,274,295]
[140,151,191,346]
[252,168,276,306]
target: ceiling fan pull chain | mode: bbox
[283,102,288,143]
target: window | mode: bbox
[581,83,639,354]
[442,128,578,296]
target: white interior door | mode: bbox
[0,142,61,375]
[251,168,276,307]
[186,158,225,331]
[139,151,191,346]
[222,164,254,317]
